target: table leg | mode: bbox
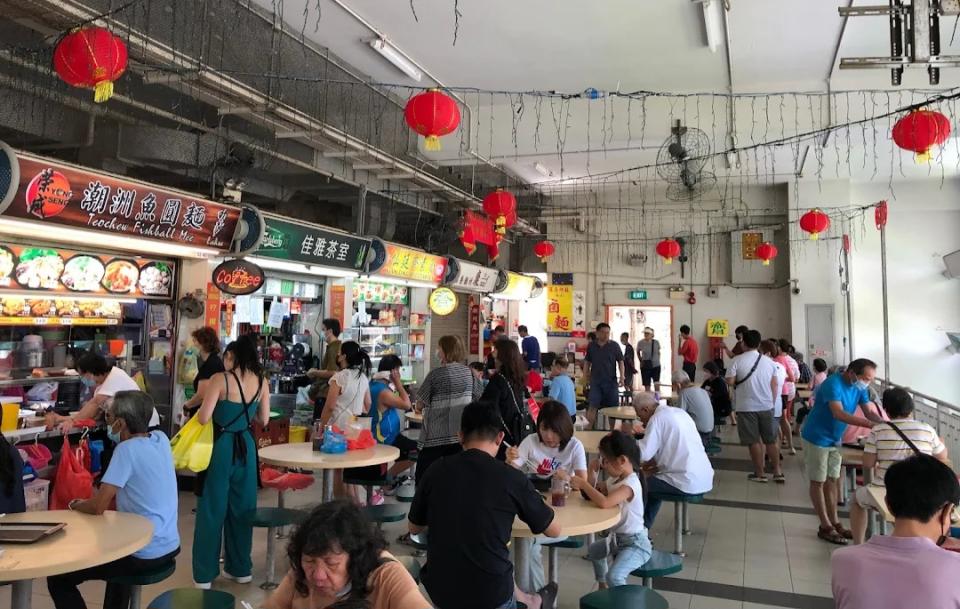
[12,579,32,609]
[674,502,684,556]
[513,536,529,586]
[839,467,850,506]
[323,469,335,503]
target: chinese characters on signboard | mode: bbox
[547,284,573,336]
[468,295,481,355]
[330,285,346,329]
[379,245,447,284]
[445,260,499,293]
[257,216,370,271]
[741,232,763,260]
[706,318,730,338]
[2,154,242,250]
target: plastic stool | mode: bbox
[579,585,669,609]
[649,493,704,556]
[247,507,308,589]
[147,589,235,609]
[705,444,722,456]
[542,537,584,584]
[630,550,683,588]
[261,468,314,539]
[106,560,176,609]
[363,503,408,528]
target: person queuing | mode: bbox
[263,500,430,609]
[620,332,637,391]
[632,392,714,528]
[722,325,749,359]
[408,401,561,609]
[758,340,791,465]
[635,327,661,392]
[414,336,483,485]
[485,325,506,377]
[519,324,542,372]
[677,325,699,382]
[306,318,343,420]
[811,358,828,392]
[181,326,225,418]
[481,339,533,459]
[45,352,160,432]
[832,455,960,609]
[48,391,179,609]
[800,358,880,545]
[849,388,950,544]
[726,330,781,483]
[770,340,800,455]
[571,430,652,589]
[507,400,587,597]
[701,361,733,428]
[193,336,271,588]
[672,370,714,446]
[0,410,24,513]
[583,323,625,428]
[545,353,577,419]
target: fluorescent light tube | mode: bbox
[369,38,423,82]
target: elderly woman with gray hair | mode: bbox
[47,390,180,609]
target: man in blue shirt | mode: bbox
[800,359,880,546]
[519,325,541,372]
[546,353,577,417]
[583,323,625,428]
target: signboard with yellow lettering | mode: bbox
[547,284,574,336]
[706,318,729,338]
[428,287,458,316]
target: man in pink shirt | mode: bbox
[832,455,960,609]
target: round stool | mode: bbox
[248,507,308,589]
[363,503,408,529]
[542,537,584,584]
[147,588,235,609]
[579,584,669,609]
[106,560,176,609]
[649,493,704,555]
[630,550,683,588]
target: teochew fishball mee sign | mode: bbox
[0,148,242,250]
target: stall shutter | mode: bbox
[430,291,470,359]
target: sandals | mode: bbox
[833,522,854,540]
[747,473,769,483]
[818,525,849,545]
[538,582,559,609]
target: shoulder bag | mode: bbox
[734,353,763,388]
[496,374,536,445]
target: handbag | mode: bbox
[170,413,214,472]
[499,375,535,444]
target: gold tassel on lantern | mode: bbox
[424,135,442,151]
[495,215,506,236]
[94,80,114,103]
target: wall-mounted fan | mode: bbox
[656,120,717,201]
[178,294,204,319]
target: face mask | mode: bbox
[937,505,954,546]
[855,379,869,391]
[107,421,122,444]
[81,376,96,388]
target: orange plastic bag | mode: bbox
[347,429,376,451]
[50,435,94,510]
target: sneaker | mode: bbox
[223,573,253,584]
[194,581,212,590]
[748,473,769,483]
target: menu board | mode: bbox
[257,215,370,271]
[0,296,122,325]
[493,272,536,300]
[1,153,241,250]
[368,239,446,284]
[353,280,408,304]
[444,258,500,293]
[0,245,175,299]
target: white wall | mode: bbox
[849,179,960,404]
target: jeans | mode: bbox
[588,533,652,587]
[644,476,692,529]
[47,548,179,609]
[493,593,517,609]
[514,534,570,593]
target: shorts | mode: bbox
[802,439,842,482]
[855,485,884,510]
[588,380,620,409]
[736,410,777,445]
[640,366,661,388]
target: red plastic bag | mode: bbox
[527,398,541,422]
[347,429,376,451]
[50,435,94,510]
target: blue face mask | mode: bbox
[855,379,869,391]
[107,421,122,444]
[81,376,97,388]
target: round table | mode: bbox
[598,406,638,429]
[575,430,609,455]
[0,510,153,609]
[259,442,400,502]
[511,494,620,593]
[404,411,423,425]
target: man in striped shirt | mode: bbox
[850,387,950,544]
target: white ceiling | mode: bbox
[256,0,960,191]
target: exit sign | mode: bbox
[628,290,648,300]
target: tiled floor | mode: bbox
[15,427,841,608]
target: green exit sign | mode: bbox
[628,290,648,300]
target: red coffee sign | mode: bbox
[213,259,264,295]
[1,153,242,251]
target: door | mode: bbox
[607,305,673,391]
[805,304,836,368]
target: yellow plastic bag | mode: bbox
[170,414,214,472]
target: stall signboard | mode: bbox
[468,295,481,355]
[330,285,346,328]
[741,232,763,260]
[0,153,242,250]
[492,272,536,301]
[444,258,500,293]
[0,297,122,326]
[257,215,370,271]
[0,244,175,299]
[205,282,222,331]
[368,240,447,284]
[212,258,265,296]
[546,284,574,336]
[353,280,408,305]
[706,318,729,338]
[572,290,586,337]
[428,288,458,316]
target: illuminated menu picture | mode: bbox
[0,296,122,325]
[0,245,174,299]
[380,245,446,284]
[353,281,408,304]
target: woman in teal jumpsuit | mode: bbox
[192,336,270,587]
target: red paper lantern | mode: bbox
[533,240,556,263]
[875,200,888,229]
[404,89,461,151]
[482,189,517,236]
[655,238,681,264]
[53,27,128,103]
[799,208,830,240]
[459,225,477,255]
[892,109,952,163]
[756,242,778,266]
